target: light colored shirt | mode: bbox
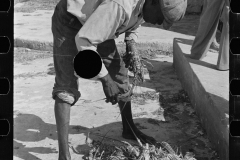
[67,0,145,79]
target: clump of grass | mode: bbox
[15,0,60,13]
[14,47,52,63]
[159,89,190,106]
[131,91,159,105]
[14,42,172,64]
[117,42,173,59]
[85,133,197,160]
[15,72,47,79]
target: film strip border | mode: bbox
[0,0,238,159]
[229,0,240,159]
[0,0,13,159]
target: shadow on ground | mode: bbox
[14,114,169,160]
[174,38,220,70]
[131,58,225,160]
[14,56,219,160]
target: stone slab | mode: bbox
[173,38,229,160]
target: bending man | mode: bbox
[51,0,187,159]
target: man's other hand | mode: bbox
[123,40,145,83]
[100,74,120,105]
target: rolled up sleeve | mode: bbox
[124,17,144,42]
[125,27,139,41]
[75,1,127,79]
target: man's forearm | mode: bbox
[125,31,138,42]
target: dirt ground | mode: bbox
[14,1,222,159]
[14,47,220,160]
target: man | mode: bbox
[200,0,223,51]
[51,0,187,159]
[189,0,229,71]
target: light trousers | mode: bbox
[190,0,229,70]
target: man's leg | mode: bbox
[119,101,156,144]
[210,36,220,50]
[216,4,229,70]
[55,98,71,160]
[51,1,82,159]
[203,0,220,51]
[190,0,225,60]
[97,40,156,144]
[52,38,80,160]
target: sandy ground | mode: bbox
[13,1,222,160]
[14,48,219,160]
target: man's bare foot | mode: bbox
[58,153,71,160]
[118,101,156,145]
[210,41,220,51]
[216,66,229,71]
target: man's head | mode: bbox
[142,0,164,25]
[142,0,187,29]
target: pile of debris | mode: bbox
[85,133,197,160]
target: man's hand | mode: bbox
[122,40,145,83]
[99,74,120,105]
